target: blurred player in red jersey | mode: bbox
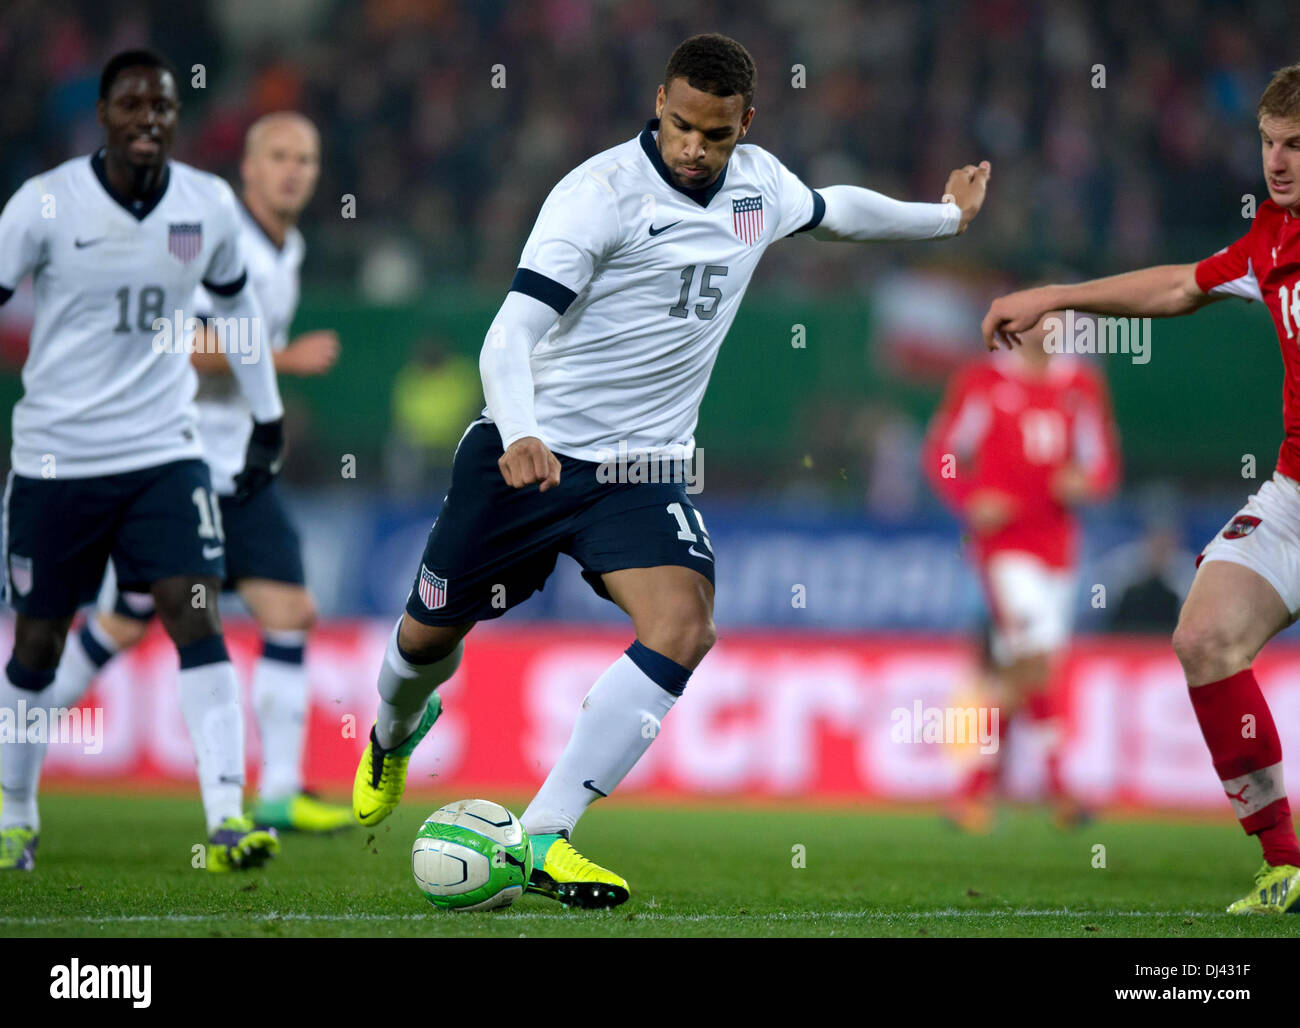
[983,64,1300,914]
[924,314,1121,831]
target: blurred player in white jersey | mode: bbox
[45,112,348,834]
[0,51,286,870]
[351,33,991,907]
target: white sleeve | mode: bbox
[480,291,560,449]
[201,178,247,294]
[0,178,48,301]
[771,156,826,238]
[207,283,283,422]
[510,167,622,313]
[811,184,961,242]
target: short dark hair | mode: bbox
[664,33,756,110]
[99,49,178,101]
[1259,64,1300,123]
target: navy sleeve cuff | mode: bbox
[0,284,12,306]
[202,269,247,297]
[789,189,826,236]
[510,268,577,316]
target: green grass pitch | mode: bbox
[3,790,1299,938]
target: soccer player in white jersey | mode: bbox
[0,51,287,871]
[43,112,349,834]
[352,33,990,907]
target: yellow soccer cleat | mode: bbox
[527,831,629,909]
[251,792,354,833]
[353,696,442,827]
[1226,862,1300,914]
[0,826,37,871]
[206,815,279,872]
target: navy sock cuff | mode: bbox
[624,641,691,696]
[6,656,54,692]
[261,639,305,665]
[178,634,230,670]
[78,622,114,669]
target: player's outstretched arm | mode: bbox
[480,291,562,492]
[982,264,1211,350]
[810,161,990,243]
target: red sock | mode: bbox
[1189,668,1300,866]
[960,716,1005,799]
[1025,690,1066,799]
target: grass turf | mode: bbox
[3,790,1299,938]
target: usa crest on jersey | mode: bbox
[168,222,203,263]
[418,563,447,609]
[732,195,764,245]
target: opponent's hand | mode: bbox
[981,286,1056,351]
[499,436,561,492]
[965,489,1016,535]
[278,330,340,376]
[233,417,286,502]
[943,160,991,234]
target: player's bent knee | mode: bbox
[640,610,715,669]
[99,612,149,651]
[398,613,471,664]
[12,618,72,672]
[1172,618,1249,682]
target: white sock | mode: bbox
[1,621,123,833]
[0,666,53,831]
[522,651,681,837]
[375,620,462,750]
[177,647,245,833]
[253,631,309,802]
[49,618,118,710]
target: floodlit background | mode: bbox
[2,0,1299,809]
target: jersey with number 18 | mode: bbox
[0,150,250,479]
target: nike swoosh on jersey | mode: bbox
[202,545,225,559]
[74,237,106,248]
[688,546,713,562]
[582,779,609,797]
[648,221,681,236]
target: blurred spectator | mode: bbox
[383,339,481,496]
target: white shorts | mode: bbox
[1198,472,1300,614]
[981,551,1075,665]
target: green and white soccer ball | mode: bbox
[412,799,533,911]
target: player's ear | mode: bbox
[655,84,665,118]
[739,106,754,138]
[95,98,107,129]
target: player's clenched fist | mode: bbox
[943,160,992,235]
[499,436,561,492]
[981,286,1056,351]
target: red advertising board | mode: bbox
[29,619,1300,812]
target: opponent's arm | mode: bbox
[811,161,990,242]
[479,290,562,491]
[982,264,1212,350]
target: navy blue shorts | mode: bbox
[404,421,715,626]
[100,480,305,620]
[3,459,226,619]
[216,482,305,589]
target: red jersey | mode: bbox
[1196,199,1300,480]
[923,354,1121,568]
